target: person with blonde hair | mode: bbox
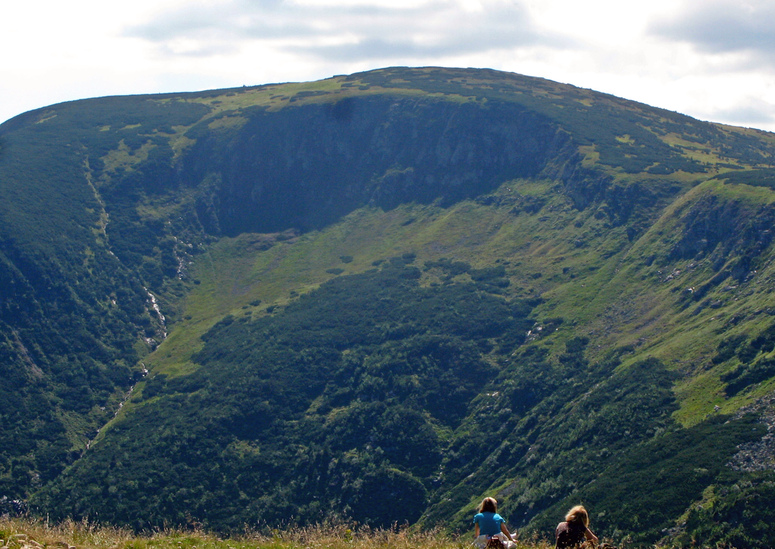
[473,497,517,549]
[555,505,598,548]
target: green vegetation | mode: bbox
[3,66,775,547]
[34,262,536,531]
[678,471,775,548]
[533,413,765,545]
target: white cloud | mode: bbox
[714,96,775,125]
[125,0,558,62]
[651,0,775,58]
[642,0,775,128]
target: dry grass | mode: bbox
[0,519,553,549]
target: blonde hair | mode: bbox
[479,497,498,513]
[565,505,589,527]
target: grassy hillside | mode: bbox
[3,67,775,547]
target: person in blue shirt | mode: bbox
[473,497,517,549]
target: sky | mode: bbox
[3,0,775,131]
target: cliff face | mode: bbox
[4,67,775,547]
[182,96,572,234]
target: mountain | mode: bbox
[3,66,775,546]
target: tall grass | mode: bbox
[0,519,552,549]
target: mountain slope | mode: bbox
[3,67,775,546]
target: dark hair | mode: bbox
[479,497,498,513]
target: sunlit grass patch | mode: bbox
[0,518,552,549]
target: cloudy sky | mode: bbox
[3,0,775,131]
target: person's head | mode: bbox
[565,505,589,527]
[479,497,498,513]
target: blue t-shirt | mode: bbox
[473,512,504,536]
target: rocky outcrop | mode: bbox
[729,393,775,472]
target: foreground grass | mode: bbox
[0,519,553,549]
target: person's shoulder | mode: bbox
[473,512,484,519]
